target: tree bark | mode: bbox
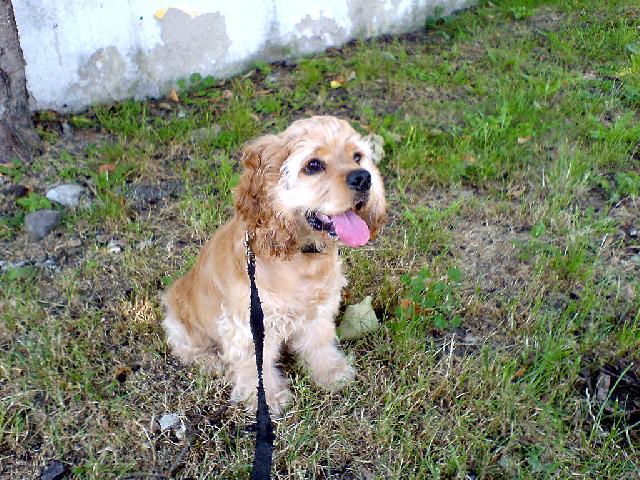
[0,0,40,163]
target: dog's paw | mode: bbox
[230,378,291,417]
[266,385,292,417]
[230,382,257,407]
[312,360,356,390]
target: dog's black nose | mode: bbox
[346,169,371,192]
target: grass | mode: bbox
[1,0,640,478]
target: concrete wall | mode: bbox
[13,0,474,112]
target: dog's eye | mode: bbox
[354,153,362,164]
[303,159,325,175]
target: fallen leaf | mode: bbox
[513,367,527,378]
[517,136,532,144]
[464,153,476,163]
[222,89,233,99]
[168,88,179,103]
[337,296,379,341]
[98,163,116,173]
[154,8,168,19]
[399,298,413,309]
[330,79,345,89]
[157,102,172,110]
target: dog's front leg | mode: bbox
[226,324,291,415]
[291,312,355,389]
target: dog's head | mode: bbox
[235,116,387,257]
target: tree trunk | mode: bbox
[0,0,40,164]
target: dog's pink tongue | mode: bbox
[330,210,370,247]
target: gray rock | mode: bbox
[107,239,123,254]
[265,73,280,84]
[159,413,179,431]
[46,184,91,208]
[61,122,73,139]
[25,210,61,239]
[159,413,186,439]
[189,124,222,144]
[41,460,68,480]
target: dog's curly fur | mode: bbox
[162,116,387,414]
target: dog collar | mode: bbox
[300,243,325,254]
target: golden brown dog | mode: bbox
[162,116,387,414]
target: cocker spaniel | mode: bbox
[162,116,387,414]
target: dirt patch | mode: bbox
[527,8,566,33]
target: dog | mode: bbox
[162,116,387,414]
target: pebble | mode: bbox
[46,184,91,209]
[25,210,61,239]
[107,239,123,254]
[95,234,110,244]
[265,73,280,84]
[40,460,68,480]
[158,413,186,439]
[61,122,73,139]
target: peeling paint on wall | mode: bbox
[143,8,231,87]
[12,0,475,111]
[67,47,129,107]
[291,13,347,54]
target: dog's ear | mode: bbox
[234,135,299,257]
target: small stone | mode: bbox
[95,234,110,245]
[46,184,91,208]
[265,73,280,84]
[41,460,68,480]
[159,413,179,431]
[631,255,640,266]
[25,210,61,239]
[158,413,186,439]
[189,124,222,144]
[158,102,172,110]
[61,122,73,139]
[107,239,122,254]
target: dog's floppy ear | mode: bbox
[234,135,299,257]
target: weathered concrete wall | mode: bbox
[13,0,474,112]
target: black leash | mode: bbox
[245,232,274,480]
